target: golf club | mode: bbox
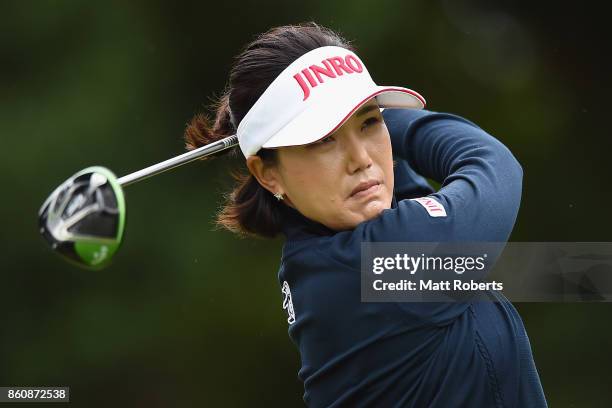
[38,134,238,269]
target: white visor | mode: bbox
[236,45,426,158]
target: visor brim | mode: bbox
[261,86,425,149]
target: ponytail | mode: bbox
[183,91,285,239]
[184,92,235,155]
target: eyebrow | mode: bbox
[354,103,380,117]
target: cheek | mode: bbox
[382,151,395,191]
[372,131,395,179]
[283,158,344,206]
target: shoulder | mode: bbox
[382,108,483,132]
[281,235,356,273]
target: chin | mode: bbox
[360,200,388,221]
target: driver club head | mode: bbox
[38,166,126,269]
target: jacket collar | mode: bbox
[280,194,399,241]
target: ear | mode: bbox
[246,155,284,196]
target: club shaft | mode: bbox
[117,135,238,187]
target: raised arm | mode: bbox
[357,108,523,243]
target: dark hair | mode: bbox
[184,22,354,239]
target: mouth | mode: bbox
[349,179,381,198]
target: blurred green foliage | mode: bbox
[1,1,611,406]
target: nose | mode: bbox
[344,132,373,174]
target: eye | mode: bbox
[362,116,381,130]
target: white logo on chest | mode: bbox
[281,281,296,325]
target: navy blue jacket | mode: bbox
[277,108,547,407]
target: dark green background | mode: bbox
[1,1,610,406]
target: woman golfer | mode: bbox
[184,22,547,408]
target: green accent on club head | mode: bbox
[72,166,126,269]
[74,241,120,269]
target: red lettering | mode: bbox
[294,54,364,101]
[294,73,311,101]
[345,55,363,72]
[327,56,354,75]
[301,68,318,87]
[424,200,442,211]
[310,62,337,83]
